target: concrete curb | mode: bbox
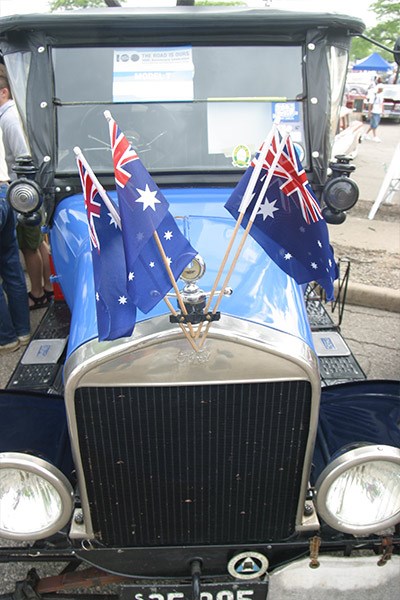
[338,281,400,313]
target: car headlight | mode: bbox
[6,178,43,214]
[0,452,74,540]
[315,444,400,535]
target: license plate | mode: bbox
[120,580,268,600]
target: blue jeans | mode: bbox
[370,113,381,130]
[0,192,30,345]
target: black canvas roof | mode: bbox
[0,7,365,45]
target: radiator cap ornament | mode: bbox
[227,551,269,579]
[180,254,205,284]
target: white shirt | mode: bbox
[371,91,384,115]
[0,99,29,180]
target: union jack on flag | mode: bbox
[77,157,101,250]
[110,119,140,188]
[76,152,137,341]
[225,129,337,301]
[254,133,323,224]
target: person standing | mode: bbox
[0,65,53,309]
[363,85,384,143]
[0,141,31,353]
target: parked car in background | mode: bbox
[363,84,400,122]
[344,83,367,110]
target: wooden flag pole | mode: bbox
[75,147,197,347]
[205,126,276,313]
[103,111,197,341]
[197,220,252,349]
[103,111,195,338]
[163,296,199,352]
[194,127,277,340]
[204,215,243,316]
[198,133,288,348]
[152,231,196,339]
[211,132,288,316]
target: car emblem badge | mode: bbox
[231,144,251,168]
[227,551,269,579]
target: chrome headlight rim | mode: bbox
[0,452,74,541]
[315,444,400,535]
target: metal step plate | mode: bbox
[7,301,71,394]
[306,300,336,330]
[319,354,366,384]
[32,301,71,339]
[7,363,63,392]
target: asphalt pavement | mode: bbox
[327,118,400,381]
[328,117,400,309]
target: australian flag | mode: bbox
[225,132,338,300]
[107,113,197,313]
[77,155,137,341]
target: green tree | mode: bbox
[350,1,400,63]
[50,0,126,10]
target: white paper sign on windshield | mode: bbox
[113,46,194,102]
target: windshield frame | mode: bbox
[52,43,306,177]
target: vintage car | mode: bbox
[344,82,368,110]
[0,6,399,600]
[362,84,400,123]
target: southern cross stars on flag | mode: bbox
[225,131,338,301]
[108,113,169,263]
[106,112,197,313]
[76,154,137,341]
[126,212,198,313]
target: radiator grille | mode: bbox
[75,381,311,547]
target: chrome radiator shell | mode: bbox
[64,315,320,543]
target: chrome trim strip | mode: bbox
[64,314,321,540]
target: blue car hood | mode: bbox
[50,187,313,356]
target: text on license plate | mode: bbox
[120,581,268,600]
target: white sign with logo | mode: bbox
[113,46,194,102]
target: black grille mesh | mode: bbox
[75,381,311,547]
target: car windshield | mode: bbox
[54,44,305,174]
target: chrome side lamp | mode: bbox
[322,156,359,224]
[7,155,43,227]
